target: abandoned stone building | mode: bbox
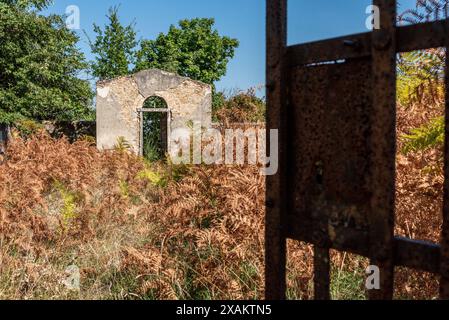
[96,69,212,156]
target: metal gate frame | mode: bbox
[266,0,449,300]
[137,108,171,157]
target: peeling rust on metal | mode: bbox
[266,0,449,300]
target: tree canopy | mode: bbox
[0,3,240,125]
[0,0,93,124]
[135,18,239,86]
[89,6,138,80]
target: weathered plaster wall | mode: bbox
[96,69,212,154]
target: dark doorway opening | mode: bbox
[140,96,170,161]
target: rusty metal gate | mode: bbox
[266,0,449,300]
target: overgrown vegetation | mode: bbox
[0,0,447,301]
[0,132,267,299]
[398,0,447,153]
[389,1,447,299]
[213,88,266,124]
[0,122,444,300]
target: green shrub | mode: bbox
[15,119,44,137]
[136,168,166,187]
[53,181,80,229]
[214,88,265,123]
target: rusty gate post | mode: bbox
[368,0,397,300]
[441,17,449,300]
[266,0,287,300]
[313,247,331,300]
[266,0,449,300]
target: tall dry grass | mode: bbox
[0,132,273,299]
[0,112,444,299]
[394,99,444,300]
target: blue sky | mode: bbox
[43,0,418,94]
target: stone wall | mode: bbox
[96,69,212,154]
[44,121,96,142]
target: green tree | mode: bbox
[89,6,138,80]
[0,0,93,124]
[1,0,50,10]
[135,18,239,86]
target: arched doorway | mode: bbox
[139,96,170,161]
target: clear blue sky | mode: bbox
[43,0,418,95]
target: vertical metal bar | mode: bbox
[369,0,397,300]
[440,18,449,300]
[266,0,287,300]
[314,247,331,300]
[139,110,144,156]
[167,111,171,156]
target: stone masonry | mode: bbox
[96,69,212,154]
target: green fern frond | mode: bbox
[53,181,79,229]
[115,136,131,152]
[401,116,444,154]
[136,168,166,187]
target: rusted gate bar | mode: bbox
[368,0,397,300]
[313,247,330,300]
[441,18,449,299]
[286,19,448,67]
[265,0,287,300]
[266,0,449,300]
